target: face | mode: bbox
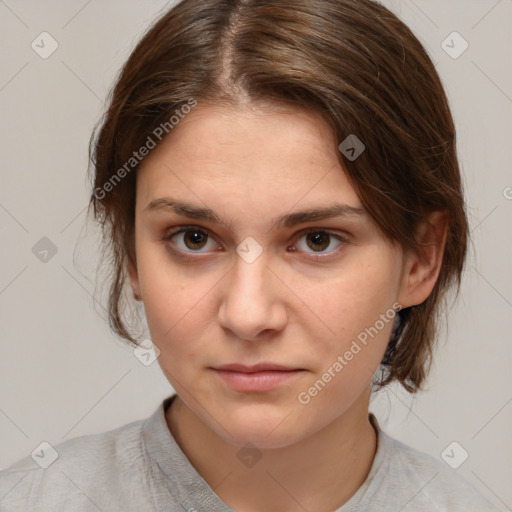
[129,102,413,449]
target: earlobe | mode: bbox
[127,261,142,301]
[398,211,448,308]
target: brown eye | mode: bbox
[183,230,208,250]
[293,229,346,256]
[305,232,331,252]
[164,227,218,253]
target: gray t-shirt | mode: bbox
[0,394,503,511]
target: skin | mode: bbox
[128,101,447,512]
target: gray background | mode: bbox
[0,0,511,509]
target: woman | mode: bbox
[0,0,503,510]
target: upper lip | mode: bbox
[213,363,301,373]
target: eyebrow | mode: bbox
[143,197,366,230]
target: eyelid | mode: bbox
[163,225,212,240]
[296,227,350,242]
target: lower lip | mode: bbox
[213,369,304,392]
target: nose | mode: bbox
[217,252,288,341]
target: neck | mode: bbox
[166,390,377,512]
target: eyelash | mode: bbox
[161,225,349,260]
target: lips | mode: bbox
[211,362,305,392]
[214,362,300,373]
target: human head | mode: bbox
[88,0,468,397]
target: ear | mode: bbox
[397,210,448,308]
[127,260,142,302]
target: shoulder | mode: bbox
[0,417,149,512]
[381,431,504,511]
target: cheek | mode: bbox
[315,259,399,338]
[296,276,397,414]
[299,255,400,393]
[136,249,218,360]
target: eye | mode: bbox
[291,229,346,256]
[163,226,220,253]
[163,226,348,258]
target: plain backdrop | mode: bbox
[0,0,511,509]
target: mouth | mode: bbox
[211,362,306,392]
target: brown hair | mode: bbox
[87,0,468,393]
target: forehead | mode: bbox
[135,102,363,216]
